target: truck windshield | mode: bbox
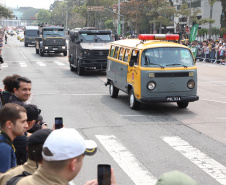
[80,33,112,42]
[141,47,195,67]
[26,30,38,36]
[43,29,65,37]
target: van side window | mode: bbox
[110,45,115,57]
[113,46,119,58]
[131,50,140,65]
[118,47,124,61]
[123,49,130,62]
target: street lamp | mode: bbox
[105,7,124,38]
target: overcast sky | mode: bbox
[3,0,55,9]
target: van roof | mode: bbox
[112,39,189,50]
[25,26,39,30]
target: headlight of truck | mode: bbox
[187,80,195,89]
[62,46,65,49]
[45,47,48,49]
[147,81,156,90]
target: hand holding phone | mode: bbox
[55,117,63,129]
[98,164,111,185]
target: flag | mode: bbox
[189,24,199,43]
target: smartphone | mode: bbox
[98,164,111,185]
[55,117,63,129]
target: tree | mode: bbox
[36,9,51,24]
[105,20,114,30]
[147,0,175,33]
[0,5,11,19]
[219,0,226,27]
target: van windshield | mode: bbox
[26,30,38,36]
[141,47,195,67]
[80,33,112,42]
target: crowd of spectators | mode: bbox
[180,38,226,64]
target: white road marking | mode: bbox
[1,63,8,68]
[96,135,157,185]
[19,62,27,67]
[216,118,226,120]
[200,99,226,104]
[54,61,65,66]
[20,51,27,60]
[162,136,226,185]
[36,62,46,66]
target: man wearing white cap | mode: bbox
[16,128,117,185]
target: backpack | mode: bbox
[6,171,31,185]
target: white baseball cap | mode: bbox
[42,128,97,161]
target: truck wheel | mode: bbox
[177,102,189,108]
[24,43,28,47]
[109,81,119,98]
[129,89,140,110]
[69,57,75,72]
[39,49,44,56]
[36,48,39,54]
[77,60,84,76]
[63,51,67,56]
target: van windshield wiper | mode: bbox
[166,63,187,68]
[144,63,164,69]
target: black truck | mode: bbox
[24,26,38,47]
[69,28,112,75]
[35,25,67,56]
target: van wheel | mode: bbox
[36,48,39,54]
[63,51,67,56]
[109,81,119,98]
[177,102,189,108]
[77,60,84,76]
[129,89,140,110]
[24,43,28,47]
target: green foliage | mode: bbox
[105,20,114,30]
[198,28,208,36]
[0,5,12,18]
[211,27,220,35]
[36,9,51,24]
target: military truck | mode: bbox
[69,28,112,75]
[24,26,38,47]
[35,25,67,56]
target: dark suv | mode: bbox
[69,28,112,75]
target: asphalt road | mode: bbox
[1,35,226,185]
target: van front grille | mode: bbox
[155,72,189,78]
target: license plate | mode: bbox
[53,48,58,50]
[166,96,181,101]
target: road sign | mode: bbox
[87,6,104,12]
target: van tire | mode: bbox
[129,89,140,110]
[77,60,84,76]
[63,51,67,56]
[109,81,119,98]
[177,102,189,108]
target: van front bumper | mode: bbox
[80,59,107,71]
[140,95,199,103]
[40,46,67,53]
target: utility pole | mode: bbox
[209,0,214,39]
[118,0,120,35]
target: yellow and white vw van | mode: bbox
[105,34,199,109]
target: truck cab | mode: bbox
[69,28,112,75]
[35,25,67,56]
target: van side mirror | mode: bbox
[129,60,135,67]
[76,40,81,44]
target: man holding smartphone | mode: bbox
[16,128,117,185]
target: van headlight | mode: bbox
[187,80,195,89]
[147,81,156,90]
[45,47,48,49]
[62,46,65,49]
